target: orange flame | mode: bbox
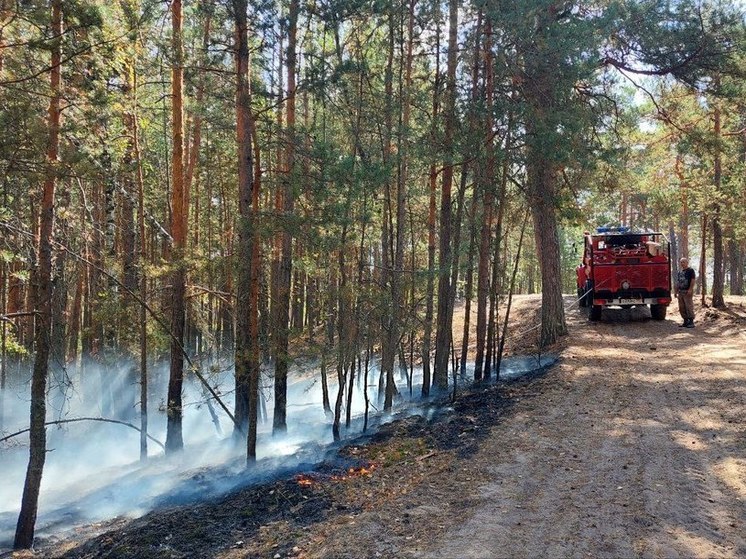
[295,474,317,487]
[332,463,377,481]
[296,463,377,486]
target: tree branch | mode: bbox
[0,417,165,450]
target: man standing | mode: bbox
[675,257,696,328]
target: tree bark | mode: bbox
[526,157,567,346]
[521,8,568,347]
[474,17,494,381]
[233,0,261,463]
[166,0,186,454]
[14,0,61,548]
[380,8,398,412]
[459,192,478,375]
[729,239,742,295]
[273,0,299,434]
[433,0,458,390]
[698,214,707,304]
[332,229,349,440]
[130,63,149,462]
[66,260,83,364]
[421,1,440,397]
[487,99,511,376]
[711,93,725,309]
[675,154,690,259]
[1,259,6,430]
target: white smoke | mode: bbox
[0,353,556,549]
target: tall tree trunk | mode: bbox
[711,93,725,309]
[487,98,511,376]
[421,2,440,397]
[433,0,458,390]
[50,185,69,416]
[270,29,284,360]
[166,0,186,453]
[383,0,413,410]
[14,0,61,548]
[332,229,349,441]
[675,154,690,259]
[233,0,261,461]
[273,0,298,434]
[474,18,494,381]
[184,1,212,205]
[402,2,416,398]
[181,1,213,355]
[459,193,478,375]
[729,239,742,295]
[698,214,707,304]
[129,63,149,462]
[668,220,678,274]
[526,158,567,347]
[320,266,335,414]
[522,11,567,347]
[474,199,493,381]
[456,9,482,377]
[1,259,6,430]
[66,261,83,364]
[380,9,398,411]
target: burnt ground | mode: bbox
[7,294,746,559]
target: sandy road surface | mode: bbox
[304,297,746,559]
[406,300,746,557]
[414,299,746,559]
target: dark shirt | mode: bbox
[677,267,695,292]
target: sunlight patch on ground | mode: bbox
[713,458,746,501]
[669,429,710,451]
[614,417,667,430]
[631,372,678,384]
[663,525,732,557]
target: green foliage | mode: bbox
[0,0,744,379]
[1,328,28,357]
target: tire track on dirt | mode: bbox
[409,300,745,559]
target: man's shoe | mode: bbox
[685,320,695,328]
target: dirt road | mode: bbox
[306,297,746,559]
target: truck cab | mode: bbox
[577,227,671,321]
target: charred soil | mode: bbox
[13,295,746,559]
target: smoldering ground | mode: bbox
[0,353,555,551]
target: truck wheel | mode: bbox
[589,305,602,321]
[650,304,667,320]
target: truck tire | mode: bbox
[589,305,602,321]
[650,304,667,320]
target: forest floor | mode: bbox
[9,294,746,559]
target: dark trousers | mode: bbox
[677,292,695,321]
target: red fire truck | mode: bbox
[576,227,672,321]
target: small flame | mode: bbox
[295,463,376,486]
[295,474,317,487]
[332,463,377,481]
[349,464,376,476]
